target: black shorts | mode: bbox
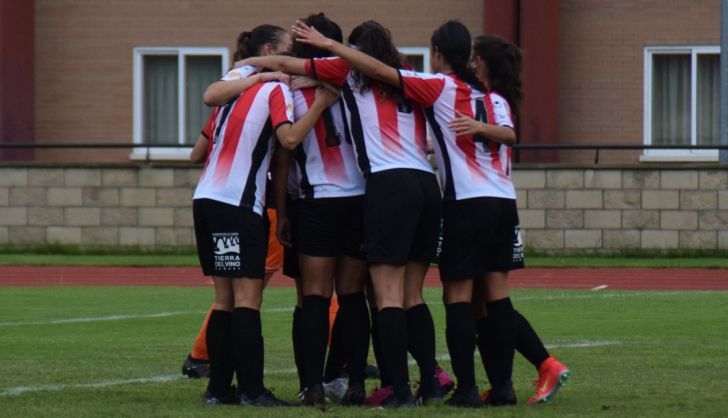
[282,197,300,279]
[364,169,442,265]
[297,195,365,259]
[193,198,267,278]
[438,197,524,282]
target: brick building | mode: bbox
[0,1,726,251]
[1,0,721,164]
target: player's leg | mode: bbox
[230,209,286,407]
[193,199,238,404]
[182,305,213,379]
[403,170,451,405]
[333,254,369,404]
[365,170,423,408]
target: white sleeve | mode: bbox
[486,92,514,128]
[220,65,258,81]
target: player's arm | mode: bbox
[203,71,290,107]
[448,110,516,145]
[291,20,401,88]
[275,86,340,150]
[271,144,293,247]
[189,134,209,163]
[237,56,308,76]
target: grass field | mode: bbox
[1,286,727,417]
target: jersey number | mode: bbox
[472,99,490,152]
[321,108,341,148]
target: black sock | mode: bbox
[323,305,345,382]
[205,310,234,398]
[378,307,410,395]
[301,295,330,388]
[231,307,264,399]
[405,303,436,381]
[370,304,391,387]
[515,310,550,369]
[292,306,306,391]
[337,292,370,385]
[445,302,476,391]
[475,316,495,385]
[484,298,517,387]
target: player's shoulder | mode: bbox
[222,65,258,81]
[485,90,511,110]
[399,69,446,80]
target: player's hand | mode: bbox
[276,216,293,248]
[291,20,333,50]
[448,110,483,135]
[314,85,340,108]
[289,75,320,91]
[260,71,290,85]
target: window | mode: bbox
[133,47,228,160]
[643,46,720,161]
[398,47,430,73]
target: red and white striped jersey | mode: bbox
[193,81,295,214]
[291,87,365,198]
[305,57,432,176]
[199,107,220,160]
[398,70,516,201]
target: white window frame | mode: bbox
[642,45,720,162]
[398,47,431,73]
[132,47,229,161]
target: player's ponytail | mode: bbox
[233,31,253,61]
[347,21,402,99]
[235,24,287,60]
[430,21,484,92]
[473,35,523,122]
[293,12,343,59]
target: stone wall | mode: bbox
[0,166,199,248]
[514,167,728,251]
[1,165,727,251]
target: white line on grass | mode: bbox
[3,290,713,327]
[0,307,295,327]
[0,374,181,397]
[0,311,199,327]
[511,290,716,302]
[0,339,618,397]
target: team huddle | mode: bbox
[187,13,570,408]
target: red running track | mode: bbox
[0,266,727,290]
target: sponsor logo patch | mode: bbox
[512,225,524,264]
[212,232,241,270]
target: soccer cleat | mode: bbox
[341,382,366,406]
[379,392,417,409]
[322,377,348,402]
[435,366,455,396]
[202,387,239,405]
[302,384,327,407]
[413,366,454,400]
[482,384,516,407]
[527,356,570,404]
[239,388,289,407]
[479,389,491,403]
[364,385,393,406]
[415,376,443,406]
[182,354,209,379]
[365,363,380,379]
[445,386,482,408]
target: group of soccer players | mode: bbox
[187,13,570,408]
